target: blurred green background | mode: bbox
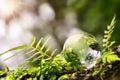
[48,0,120,46]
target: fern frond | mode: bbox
[45,48,51,54]
[25,38,50,60]
[0,45,28,61]
[26,52,40,61]
[41,37,50,51]
[102,51,120,64]
[0,36,56,67]
[50,49,57,57]
[0,45,27,56]
[102,16,116,52]
[24,48,36,55]
[36,38,43,49]
[3,49,25,61]
[30,37,36,47]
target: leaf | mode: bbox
[45,48,50,54]
[24,48,36,55]
[50,49,57,57]
[30,55,44,63]
[3,49,25,61]
[36,38,43,48]
[102,51,120,64]
[102,52,111,63]
[92,70,100,76]
[26,52,40,60]
[25,37,51,61]
[0,66,9,76]
[41,37,50,51]
[58,74,69,80]
[49,75,57,80]
[30,37,36,47]
[102,16,116,52]
[0,45,27,56]
[107,54,120,63]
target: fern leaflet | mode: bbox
[102,16,116,52]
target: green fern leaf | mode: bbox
[107,54,120,63]
[3,49,25,61]
[102,51,120,64]
[24,48,36,55]
[0,45,27,61]
[40,37,50,51]
[36,38,43,49]
[0,45,27,56]
[58,74,69,80]
[30,37,36,47]
[102,16,116,52]
[26,52,40,61]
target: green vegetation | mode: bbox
[0,16,120,80]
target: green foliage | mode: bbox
[92,16,120,78]
[102,16,116,52]
[24,37,52,61]
[0,45,27,56]
[0,66,9,77]
[0,37,82,80]
[101,16,120,64]
[102,51,120,64]
[0,15,120,79]
[58,74,69,80]
[0,45,27,61]
[1,55,75,80]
